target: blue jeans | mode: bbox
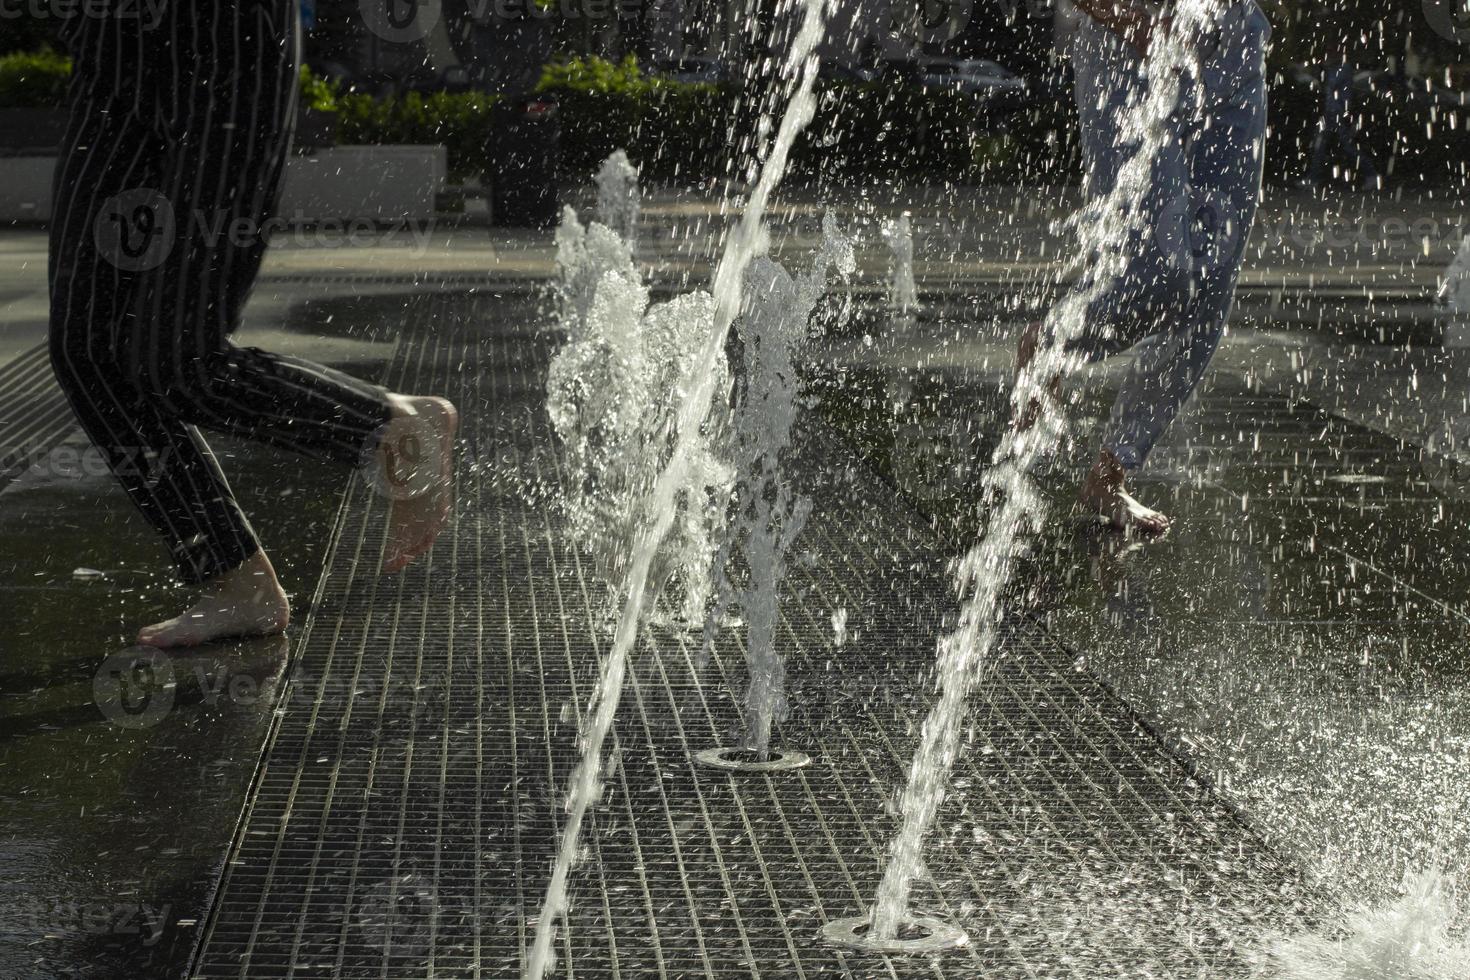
[1308,63,1377,185]
[1065,2,1270,470]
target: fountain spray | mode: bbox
[1266,868,1470,978]
[701,215,855,762]
[547,159,733,626]
[595,149,641,250]
[1439,233,1470,347]
[882,212,920,314]
[851,0,1224,948]
[527,1,833,974]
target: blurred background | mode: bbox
[3,0,1468,196]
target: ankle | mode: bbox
[209,550,284,598]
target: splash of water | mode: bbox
[1266,870,1470,978]
[552,203,636,340]
[527,2,832,975]
[595,149,641,249]
[868,2,1221,939]
[546,185,731,625]
[882,211,919,313]
[702,214,855,757]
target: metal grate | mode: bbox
[0,343,78,492]
[192,292,1318,979]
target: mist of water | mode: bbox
[595,149,641,249]
[546,195,732,625]
[1439,233,1470,347]
[1265,870,1470,979]
[702,214,854,757]
[867,2,1221,939]
[882,211,919,313]
[527,1,832,974]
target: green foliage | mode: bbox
[525,58,1070,187]
[5,47,1467,190]
[295,66,498,180]
[532,55,731,183]
[792,81,1059,186]
[299,66,341,114]
[536,54,655,95]
[0,18,63,59]
[0,48,72,109]
[334,89,501,181]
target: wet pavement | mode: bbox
[0,301,389,979]
[187,291,1317,979]
[1,184,1468,976]
[815,314,1470,909]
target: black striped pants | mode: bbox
[48,1,393,585]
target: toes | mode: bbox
[137,623,173,647]
[138,626,188,649]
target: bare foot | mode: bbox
[1078,449,1170,536]
[374,395,459,574]
[137,550,290,648]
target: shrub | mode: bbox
[0,48,71,109]
[8,48,1465,191]
[537,54,652,95]
[533,57,1074,187]
[534,55,731,183]
[299,66,341,114]
[335,89,500,181]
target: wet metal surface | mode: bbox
[0,334,372,979]
[193,291,1315,979]
[0,344,77,493]
[814,337,1470,910]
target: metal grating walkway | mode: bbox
[0,343,78,492]
[192,292,1316,979]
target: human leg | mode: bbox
[1015,16,1191,439]
[1041,17,1196,531]
[1093,5,1269,524]
[50,4,454,646]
